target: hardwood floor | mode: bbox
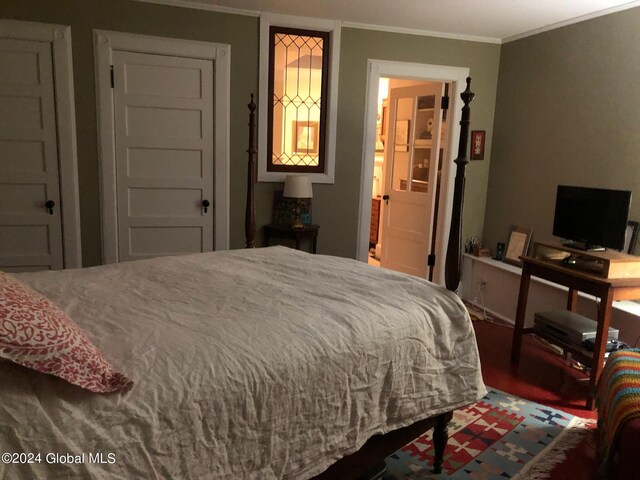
[473,318,599,480]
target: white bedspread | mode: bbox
[0,247,486,479]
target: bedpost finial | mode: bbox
[461,77,475,105]
[248,93,256,113]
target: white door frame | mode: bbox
[358,60,469,285]
[0,19,82,268]
[94,30,230,264]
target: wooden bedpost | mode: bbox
[432,411,454,474]
[444,77,475,292]
[245,94,257,248]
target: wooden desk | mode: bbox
[511,255,640,409]
[263,223,319,253]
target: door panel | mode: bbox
[126,105,203,138]
[124,62,203,98]
[0,39,63,271]
[128,188,203,217]
[380,83,444,278]
[0,184,47,213]
[386,197,429,233]
[127,148,203,179]
[0,140,45,172]
[112,50,214,262]
[0,225,49,255]
[0,97,43,127]
[129,227,203,256]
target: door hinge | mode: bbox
[110,65,115,88]
[441,96,449,110]
[427,254,436,267]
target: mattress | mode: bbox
[0,246,486,479]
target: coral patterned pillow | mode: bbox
[0,272,133,393]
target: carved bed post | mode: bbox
[445,77,475,292]
[432,411,454,474]
[245,94,257,248]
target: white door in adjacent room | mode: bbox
[0,38,64,272]
[380,82,445,278]
[110,50,214,262]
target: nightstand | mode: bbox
[263,223,319,253]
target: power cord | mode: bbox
[469,282,489,321]
[467,282,514,328]
[478,284,488,321]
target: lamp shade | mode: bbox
[283,175,313,199]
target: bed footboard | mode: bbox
[313,410,454,479]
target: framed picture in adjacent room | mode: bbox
[292,121,319,155]
[504,225,533,267]
[394,119,409,152]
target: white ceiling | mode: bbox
[144,0,640,42]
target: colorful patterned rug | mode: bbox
[384,389,595,479]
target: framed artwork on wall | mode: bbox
[470,130,485,160]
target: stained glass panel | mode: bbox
[268,27,328,173]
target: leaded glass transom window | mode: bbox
[267,26,329,173]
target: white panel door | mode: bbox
[0,38,63,272]
[112,51,214,261]
[380,83,444,278]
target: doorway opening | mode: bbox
[357,60,470,285]
[368,77,450,281]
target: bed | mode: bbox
[0,80,483,479]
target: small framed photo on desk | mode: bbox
[504,225,533,267]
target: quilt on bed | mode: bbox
[0,246,486,479]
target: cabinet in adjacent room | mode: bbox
[370,197,381,247]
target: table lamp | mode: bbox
[283,175,313,229]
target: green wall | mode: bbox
[1,0,501,265]
[484,7,640,254]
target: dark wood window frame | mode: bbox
[267,26,330,174]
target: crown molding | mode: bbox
[134,0,259,17]
[503,1,640,43]
[342,21,501,44]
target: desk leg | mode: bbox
[567,288,578,311]
[587,288,614,410]
[511,264,531,365]
[312,233,317,254]
[264,230,270,247]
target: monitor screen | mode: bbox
[552,185,632,251]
